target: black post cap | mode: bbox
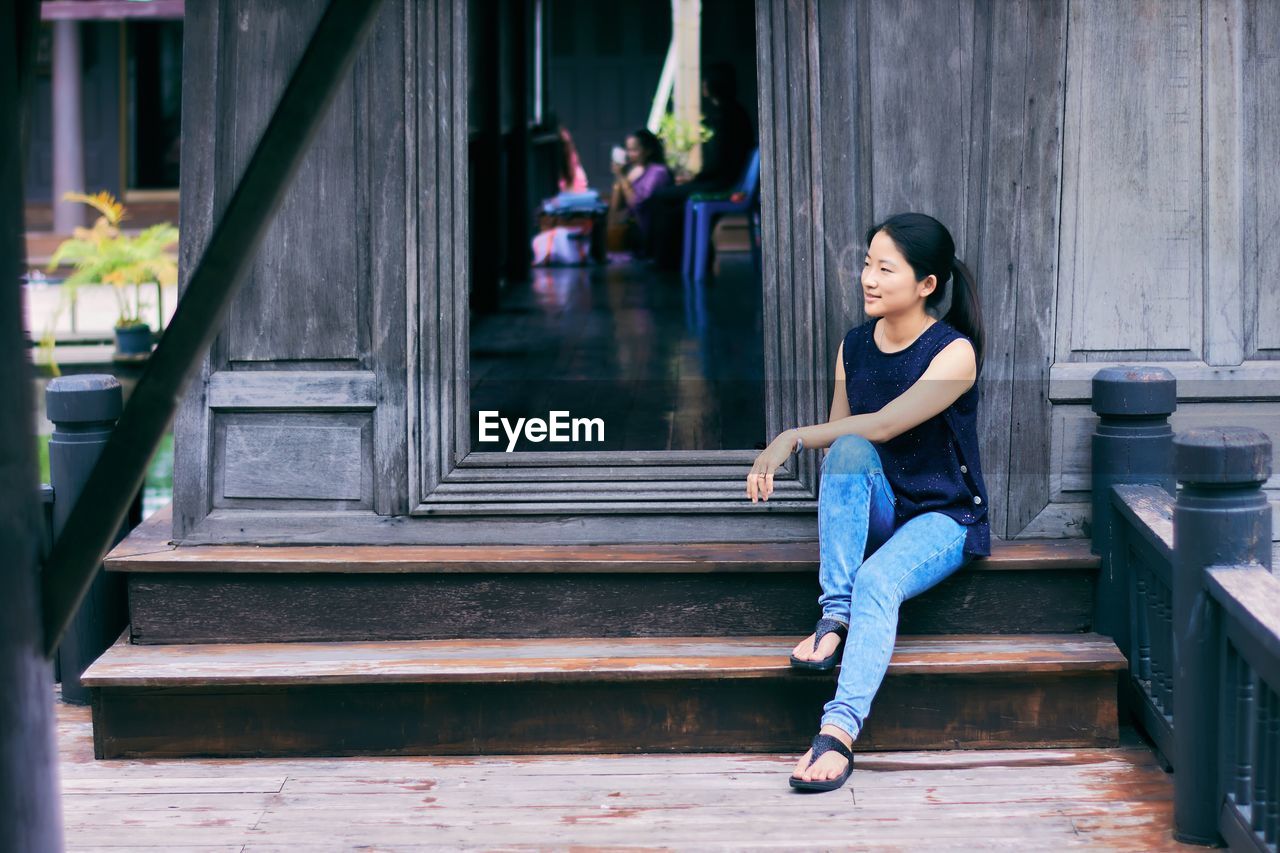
[1091,366,1177,416]
[45,374,123,425]
[1174,427,1272,485]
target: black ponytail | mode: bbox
[946,256,985,378]
[864,212,985,378]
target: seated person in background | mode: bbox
[557,125,590,193]
[607,129,672,255]
[647,61,756,270]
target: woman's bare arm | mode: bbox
[792,338,977,452]
[824,340,852,459]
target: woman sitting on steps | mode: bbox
[745,211,991,793]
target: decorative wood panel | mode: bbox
[1058,0,1202,358]
[174,0,407,539]
[218,1,362,364]
[222,423,365,501]
[1245,0,1280,353]
[212,413,373,509]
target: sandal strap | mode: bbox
[806,732,854,768]
[812,617,849,651]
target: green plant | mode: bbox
[656,112,713,182]
[35,191,178,375]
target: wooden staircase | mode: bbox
[83,506,1126,759]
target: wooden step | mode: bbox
[83,633,1125,759]
[111,507,1102,643]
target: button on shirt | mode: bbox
[842,318,991,557]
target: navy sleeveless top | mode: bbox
[842,317,991,557]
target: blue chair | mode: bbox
[681,148,761,281]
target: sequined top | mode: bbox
[842,317,991,557]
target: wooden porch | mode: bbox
[55,694,1190,850]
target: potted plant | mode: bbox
[46,191,178,358]
[655,112,714,183]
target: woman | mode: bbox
[745,212,990,793]
[557,125,589,193]
[607,129,672,255]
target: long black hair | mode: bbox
[632,128,666,169]
[864,212,985,378]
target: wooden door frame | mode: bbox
[404,0,829,541]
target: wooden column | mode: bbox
[501,0,531,282]
[1,1,65,848]
[52,19,84,234]
[672,0,701,173]
[1171,426,1272,845]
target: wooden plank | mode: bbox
[82,633,1126,688]
[1208,565,1280,691]
[207,371,377,410]
[1050,360,1280,401]
[54,698,1179,848]
[123,566,1095,643]
[222,1,360,364]
[170,0,219,542]
[107,518,1099,572]
[983,0,1068,545]
[1056,401,1280,495]
[89,669,1120,757]
[1248,0,1280,353]
[368,0,409,517]
[1204,0,1246,366]
[1111,484,1175,558]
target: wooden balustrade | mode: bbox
[1092,366,1274,849]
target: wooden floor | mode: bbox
[54,693,1197,850]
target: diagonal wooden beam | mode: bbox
[39,0,386,657]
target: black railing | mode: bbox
[1091,366,1275,848]
[40,375,141,705]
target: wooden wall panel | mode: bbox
[1245,0,1280,353]
[174,0,407,539]
[1058,0,1202,358]
[217,0,362,363]
[223,423,365,501]
[866,0,974,250]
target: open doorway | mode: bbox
[467,0,764,453]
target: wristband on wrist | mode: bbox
[792,431,804,454]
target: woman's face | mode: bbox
[625,136,644,165]
[861,230,935,316]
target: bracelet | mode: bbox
[792,431,804,454]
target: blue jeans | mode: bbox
[815,434,971,740]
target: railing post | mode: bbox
[45,375,130,705]
[1090,366,1177,649]
[1172,426,1273,845]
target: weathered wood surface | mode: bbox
[89,672,1120,758]
[123,567,1095,643]
[174,0,409,536]
[110,505,1099,571]
[54,696,1191,849]
[83,633,1124,757]
[1112,485,1175,558]
[1207,565,1280,692]
[83,634,1126,687]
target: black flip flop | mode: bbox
[789,616,848,672]
[789,732,855,792]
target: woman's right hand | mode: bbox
[747,430,797,503]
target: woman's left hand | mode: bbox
[747,431,797,503]
[610,161,624,178]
